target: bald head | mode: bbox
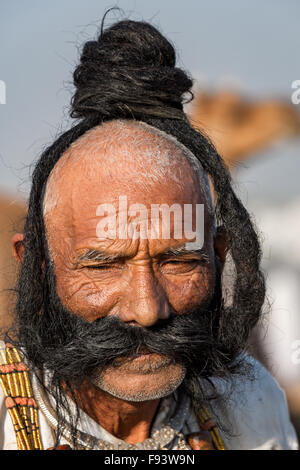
[43,119,214,218]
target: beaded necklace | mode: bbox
[0,343,43,450]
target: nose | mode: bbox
[119,266,170,327]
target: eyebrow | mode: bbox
[76,250,123,263]
[76,245,209,264]
[159,246,209,261]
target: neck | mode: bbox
[72,380,160,445]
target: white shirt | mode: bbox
[0,355,298,450]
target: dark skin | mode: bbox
[12,121,227,444]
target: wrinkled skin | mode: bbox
[12,120,226,444]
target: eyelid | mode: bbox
[78,259,125,269]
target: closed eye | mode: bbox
[163,259,197,264]
[83,263,124,270]
[161,255,209,265]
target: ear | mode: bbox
[213,226,228,270]
[12,233,25,263]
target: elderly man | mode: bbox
[0,17,297,450]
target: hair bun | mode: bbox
[71,19,193,120]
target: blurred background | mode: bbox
[1,0,300,435]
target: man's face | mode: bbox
[41,122,221,401]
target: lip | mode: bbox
[113,352,172,374]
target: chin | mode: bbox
[91,360,186,402]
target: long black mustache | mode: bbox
[20,259,228,386]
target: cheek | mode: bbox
[161,266,216,313]
[54,268,120,321]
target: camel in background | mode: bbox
[189,90,300,168]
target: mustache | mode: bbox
[40,310,217,375]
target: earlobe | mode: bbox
[12,233,25,263]
[213,226,228,269]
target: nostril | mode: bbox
[126,320,143,327]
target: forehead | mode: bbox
[43,120,215,256]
